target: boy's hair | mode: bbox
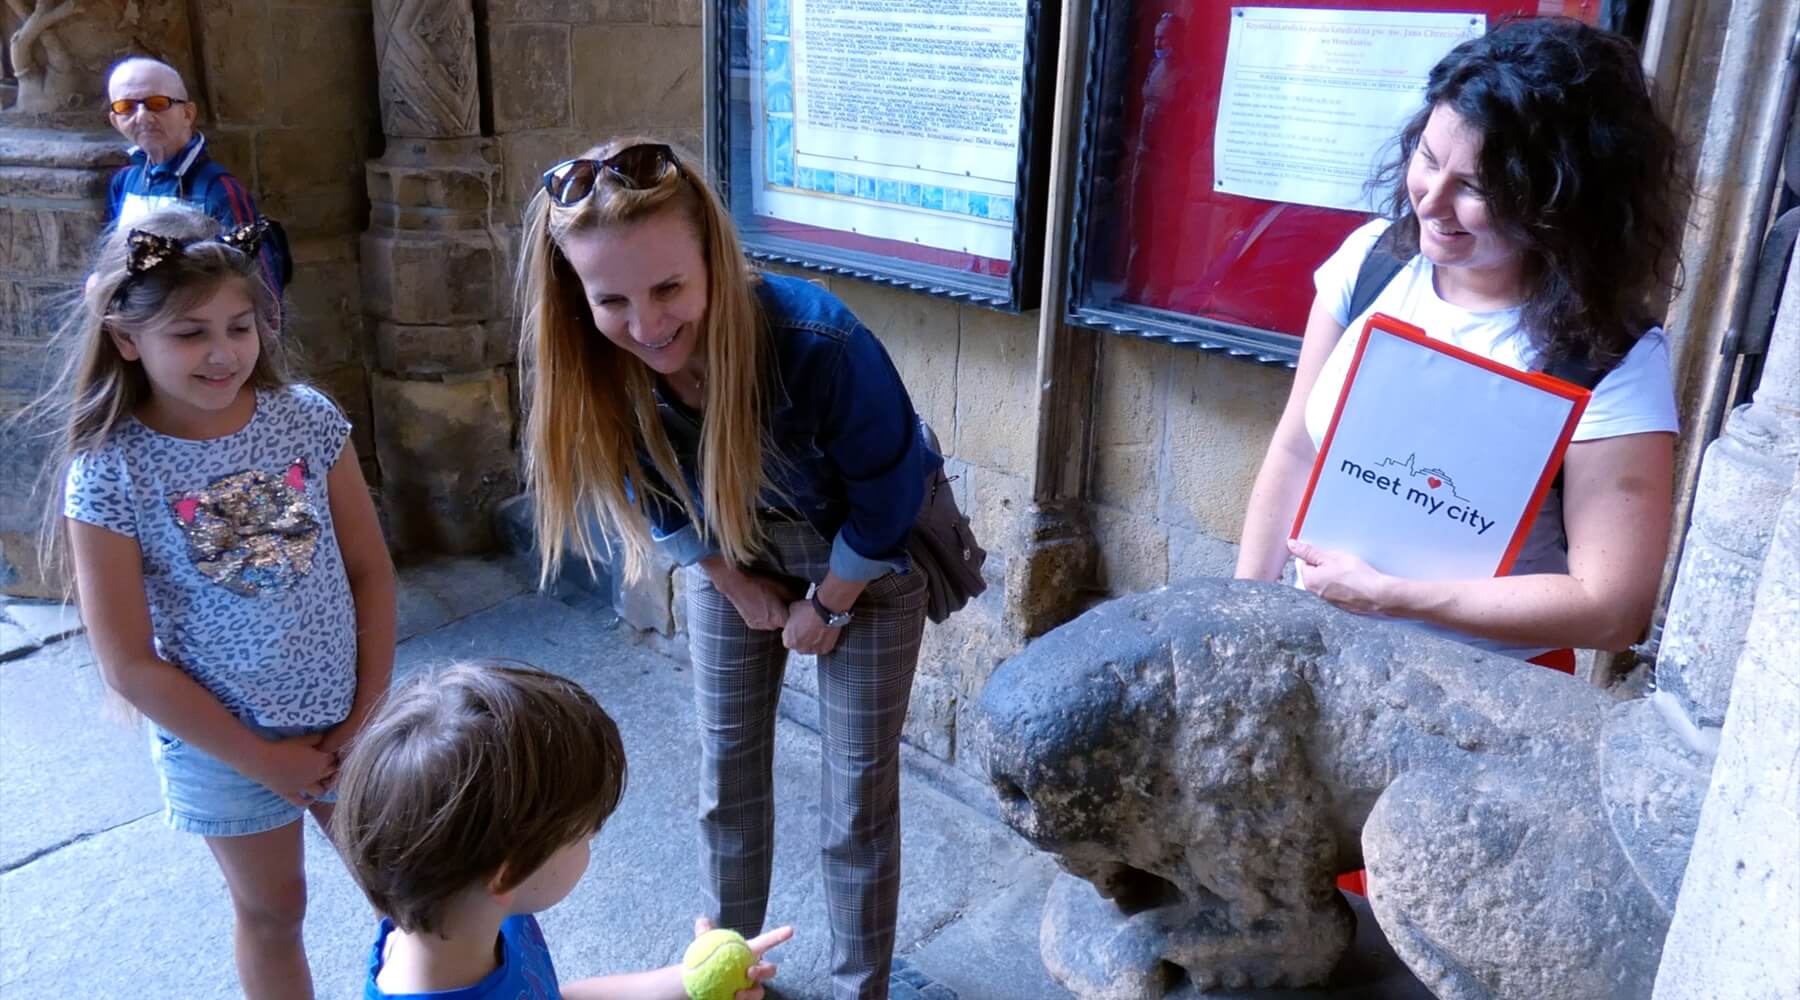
[332,660,628,934]
[23,203,293,596]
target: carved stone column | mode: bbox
[363,0,517,554]
[0,1,193,595]
[1656,237,1800,727]
[1007,0,1099,642]
[1652,466,1800,998]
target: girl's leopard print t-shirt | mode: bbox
[65,385,358,729]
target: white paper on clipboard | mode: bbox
[1291,313,1590,581]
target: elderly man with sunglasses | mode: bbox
[103,56,290,294]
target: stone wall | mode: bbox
[196,1,381,478]
[487,0,703,240]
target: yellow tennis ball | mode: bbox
[682,928,756,1000]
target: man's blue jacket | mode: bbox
[106,132,290,293]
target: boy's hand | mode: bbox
[693,918,794,1000]
[243,733,337,807]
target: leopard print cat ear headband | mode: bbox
[109,218,272,308]
[123,218,270,276]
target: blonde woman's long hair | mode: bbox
[517,138,768,586]
[26,202,293,594]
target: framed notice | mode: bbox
[1063,0,1600,365]
[1290,314,1590,581]
[710,0,1059,311]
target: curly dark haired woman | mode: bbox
[1236,17,1687,669]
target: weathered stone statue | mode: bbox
[979,580,1683,999]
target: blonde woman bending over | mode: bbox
[518,140,940,1000]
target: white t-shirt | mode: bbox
[1300,219,1679,658]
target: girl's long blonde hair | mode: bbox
[27,203,293,593]
[517,138,768,586]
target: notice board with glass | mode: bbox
[711,0,1059,311]
[1065,0,1601,365]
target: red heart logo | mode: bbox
[1428,477,1442,489]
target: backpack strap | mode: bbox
[1345,223,1407,325]
[1544,351,1616,494]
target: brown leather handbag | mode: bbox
[906,422,988,623]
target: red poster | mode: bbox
[1095,0,1599,339]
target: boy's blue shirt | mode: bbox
[105,132,290,293]
[640,272,942,582]
[364,914,558,999]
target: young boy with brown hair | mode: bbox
[333,660,791,999]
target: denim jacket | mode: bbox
[642,273,941,582]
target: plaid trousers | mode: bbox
[687,518,928,1000]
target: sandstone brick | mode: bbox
[312,363,375,464]
[1092,336,1164,512]
[285,250,366,371]
[361,229,496,325]
[260,187,368,242]
[274,10,378,129]
[201,129,257,194]
[653,0,702,26]
[0,207,104,276]
[570,24,702,132]
[0,530,63,599]
[255,128,364,199]
[0,129,132,172]
[1090,504,1169,595]
[374,321,516,376]
[828,279,959,443]
[498,129,587,214]
[370,371,519,554]
[365,141,498,226]
[965,463,1029,566]
[1168,526,1239,582]
[197,0,268,123]
[0,164,112,200]
[488,0,650,22]
[0,279,68,341]
[0,208,48,273]
[1164,350,1287,539]
[491,24,572,132]
[952,306,1038,477]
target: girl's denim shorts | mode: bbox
[148,721,337,838]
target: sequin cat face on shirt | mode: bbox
[167,458,320,596]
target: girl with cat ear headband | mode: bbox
[31,202,396,998]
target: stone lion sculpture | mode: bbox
[978,579,1697,999]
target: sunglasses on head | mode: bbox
[110,95,187,115]
[541,144,681,206]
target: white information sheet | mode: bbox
[1293,316,1588,582]
[751,0,1026,259]
[1214,7,1484,211]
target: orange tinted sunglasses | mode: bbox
[109,95,187,115]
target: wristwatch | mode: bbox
[806,583,854,629]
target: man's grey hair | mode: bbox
[106,57,189,100]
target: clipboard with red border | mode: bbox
[1290,312,1592,580]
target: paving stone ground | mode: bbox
[0,557,1424,1000]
